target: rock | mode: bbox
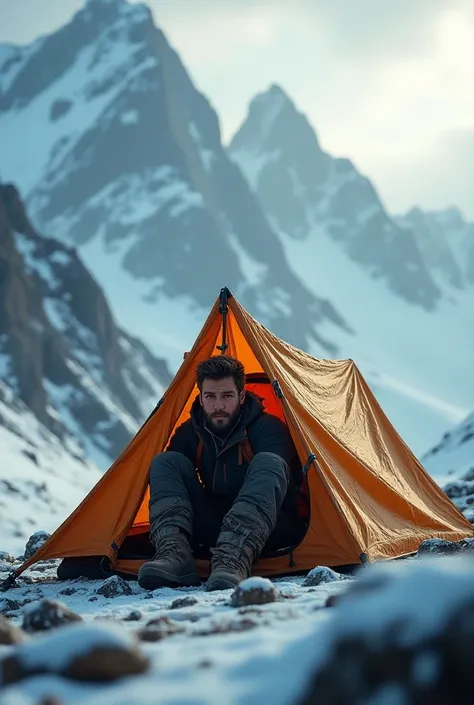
[417,538,464,556]
[138,615,185,642]
[0,621,149,684]
[24,531,50,559]
[0,550,15,563]
[459,538,474,553]
[59,587,78,596]
[197,658,214,669]
[95,575,133,598]
[325,594,341,608]
[39,697,63,705]
[170,596,199,609]
[22,599,82,633]
[0,598,22,614]
[303,566,345,587]
[231,577,279,607]
[123,609,142,622]
[0,615,29,644]
[297,562,474,704]
[63,642,149,681]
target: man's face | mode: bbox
[200,377,245,434]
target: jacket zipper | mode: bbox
[207,430,245,492]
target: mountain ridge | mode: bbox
[0,180,171,466]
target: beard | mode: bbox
[203,405,241,437]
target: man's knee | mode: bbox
[150,451,195,484]
[246,452,290,484]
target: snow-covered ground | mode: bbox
[0,380,102,556]
[2,550,474,703]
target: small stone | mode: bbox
[0,615,29,644]
[303,566,345,587]
[0,622,149,684]
[123,609,142,622]
[24,531,50,560]
[22,599,82,633]
[95,575,133,598]
[39,697,63,705]
[63,643,149,681]
[325,594,341,608]
[59,587,77,596]
[198,658,213,669]
[170,595,199,609]
[231,577,279,607]
[138,615,185,642]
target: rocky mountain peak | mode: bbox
[231,83,323,160]
[248,83,295,119]
[0,180,171,465]
[0,0,152,115]
[0,183,35,236]
[229,87,441,310]
[0,6,351,364]
[397,205,474,290]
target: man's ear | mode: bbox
[239,389,246,405]
[199,392,203,407]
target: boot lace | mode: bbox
[152,535,184,561]
[211,545,250,576]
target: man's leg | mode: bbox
[206,452,289,591]
[138,451,216,589]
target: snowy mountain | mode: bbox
[229,85,474,454]
[396,206,474,292]
[0,0,349,371]
[422,410,474,523]
[0,182,171,469]
[229,84,440,309]
[0,379,102,555]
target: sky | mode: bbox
[0,0,473,218]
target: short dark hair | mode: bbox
[196,355,245,392]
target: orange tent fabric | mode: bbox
[12,289,473,580]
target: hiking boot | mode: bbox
[206,543,253,591]
[137,527,201,590]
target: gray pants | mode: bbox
[148,451,299,554]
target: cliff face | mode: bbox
[0,182,171,464]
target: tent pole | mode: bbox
[216,287,231,354]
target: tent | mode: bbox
[4,288,473,587]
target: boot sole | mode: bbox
[138,565,201,590]
[206,576,239,592]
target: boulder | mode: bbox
[231,577,279,607]
[24,531,50,559]
[22,599,82,633]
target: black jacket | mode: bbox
[166,392,301,500]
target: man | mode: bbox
[137,355,303,591]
